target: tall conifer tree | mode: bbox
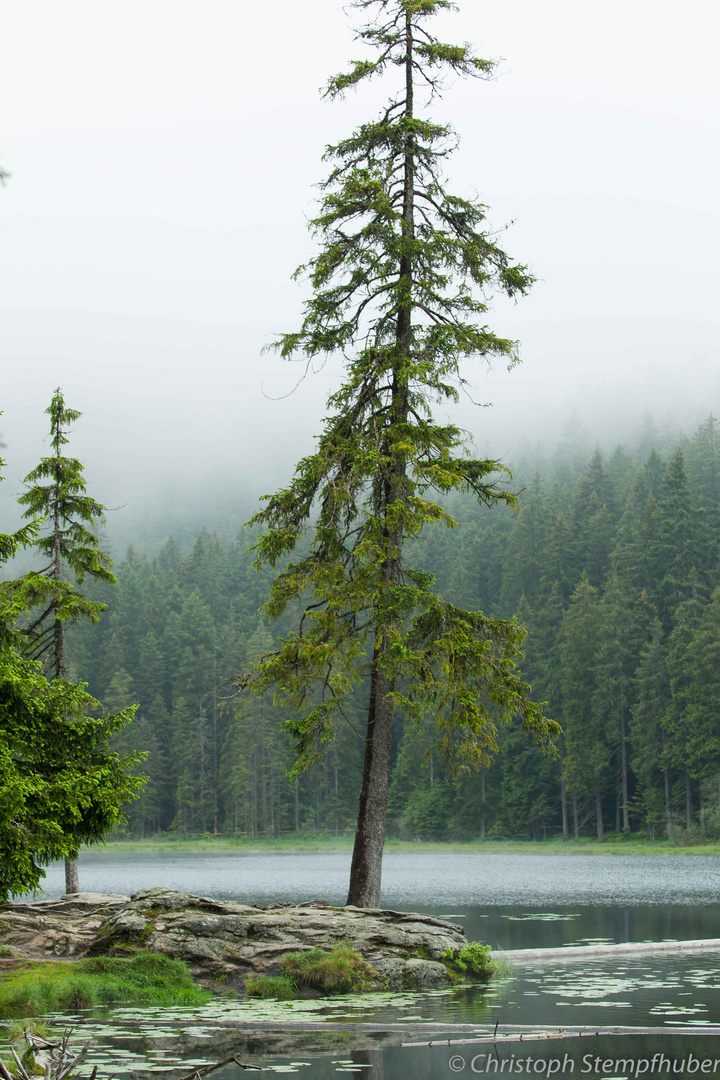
[630,618,669,836]
[241,0,557,906]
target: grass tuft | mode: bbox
[282,943,378,995]
[245,974,297,1000]
[245,943,378,1000]
[0,951,209,1018]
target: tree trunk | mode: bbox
[596,789,604,841]
[560,777,568,839]
[664,768,671,835]
[619,705,629,832]
[346,465,403,907]
[572,791,579,839]
[65,858,79,895]
[480,771,486,840]
[347,5,414,909]
[346,653,395,908]
[685,771,692,828]
[54,445,77,892]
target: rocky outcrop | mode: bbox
[0,893,129,959]
[0,889,468,992]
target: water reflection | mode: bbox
[12,953,719,1078]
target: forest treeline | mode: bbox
[68,414,720,843]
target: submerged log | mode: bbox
[501,938,720,963]
[402,1024,720,1047]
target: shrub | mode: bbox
[442,942,494,982]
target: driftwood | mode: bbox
[174,1053,262,1077]
[1,1032,263,1080]
[0,1031,92,1080]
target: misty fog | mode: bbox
[2,0,718,554]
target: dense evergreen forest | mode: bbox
[68,414,720,844]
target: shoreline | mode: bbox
[79,836,720,857]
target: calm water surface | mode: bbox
[31,850,720,1078]
[41,849,720,946]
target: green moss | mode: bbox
[0,947,14,958]
[441,942,494,983]
[245,974,297,1000]
[0,951,210,1018]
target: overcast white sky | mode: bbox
[1,0,718,544]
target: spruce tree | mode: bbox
[559,578,606,839]
[18,388,120,893]
[630,618,669,836]
[241,0,557,906]
[592,575,652,834]
[662,580,709,828]
[649,448,699,630]
[683,588,720,834]
[687,415,720,577]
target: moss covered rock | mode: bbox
[1,889,477,993]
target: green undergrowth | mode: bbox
[0,951,210,1018]
[246,944,378,1000]
[441,942,494,984]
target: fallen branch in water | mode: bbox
[174,1053,262,1077]
[1,1030,92,1080]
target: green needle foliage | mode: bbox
[18,389,117,681]
[241,0,558,906]
[0,459,144,902]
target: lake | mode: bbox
[29,850,720,1077]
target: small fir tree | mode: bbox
[18,389,122,893]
